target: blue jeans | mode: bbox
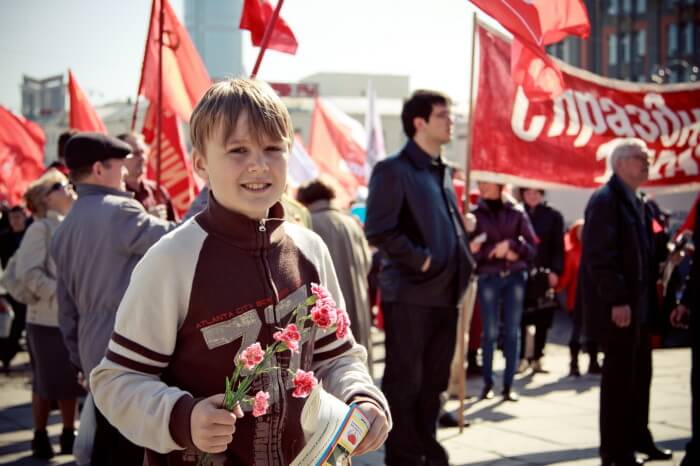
[478,271,526,388]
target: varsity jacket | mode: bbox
[90,195,389,466]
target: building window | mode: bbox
[636,0,646,14]
[623,0,632,14]
[635,30,646,58]
[609,34,618,65]
[608,0,619,14]
[621,33,631,63]
[668,24,678,57]
[682,23,694,55]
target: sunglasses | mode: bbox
[46,182,68,195]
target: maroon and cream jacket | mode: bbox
[90,196,389,466]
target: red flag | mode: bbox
[139,0,211,122]
[142,105,200,218]
[0,106,45,205]
[240,0,298,55]
[676,194,699,237]
[470,0,589,100]
[68,69,107,134]
[308,98,367,202]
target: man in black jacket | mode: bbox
[520,188,564,373]
[671,198,699,466]
[365,90,474,466]
[580,138,671,466]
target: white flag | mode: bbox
[288,135,319,188]
[364,80,386,180]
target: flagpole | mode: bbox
[250,0,285,79]
[457,10,479,434]
[156,0,164,190]
[132,0,157,131]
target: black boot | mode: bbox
[569,342,581,377]
[466,349,482,376]
[31,429,54,459]
[588,351,602,374]
[60,427,76,455]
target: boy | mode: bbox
[90,79,390,465]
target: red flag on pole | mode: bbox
[139,0,211,122]
[308,98,367,203]
[141,104,200,218]
[469,0,589,101]
[68,69,107,134]
[0,106,45,205]
[240,0,298,55]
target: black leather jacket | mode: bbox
[364,141,474,307]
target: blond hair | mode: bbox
[189,78,294,155]
[24,169,68,218]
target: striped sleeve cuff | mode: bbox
[169,394,199,450]
[105,332,171,375]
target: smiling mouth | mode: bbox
[241,183,272,192]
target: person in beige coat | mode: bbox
[297,177,374,374]
[17,169,84,459]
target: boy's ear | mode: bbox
[192,149,208,181]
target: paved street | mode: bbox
[0,311,692,465]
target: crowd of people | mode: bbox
[0,78,696,466]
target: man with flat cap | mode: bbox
[51,132,176,465]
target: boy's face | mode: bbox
[194,112,288,220]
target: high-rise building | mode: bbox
[184,0,246,80]
[549,0,699,83]
[21,74,65,121]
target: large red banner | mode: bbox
[472,25,700,190]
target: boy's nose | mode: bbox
[248,151,269,172]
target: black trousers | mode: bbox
[92,406,144,466]
[0,295,26,366]
[600,324,653,461]
[521,307,555,361]
[382,302,458,466]
[687,311,699,462]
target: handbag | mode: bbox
[524,268,559,314]
[0,220,50,305]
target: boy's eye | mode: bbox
[227,147,247,154]
[266,146,284,153]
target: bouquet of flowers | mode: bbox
[199,283,351,465]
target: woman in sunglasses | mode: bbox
[16,169,83,459]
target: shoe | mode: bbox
[588,357,602,375]
[480,383,494,400]
[437,412,470,428]
[31,429,54,459]
[601,455,644,466]
[516,359,529,374]
[502,386,520,402]
[530,359,549,374]
[466,350,483,376]
[637,444,672,461]
[60,428,76,455]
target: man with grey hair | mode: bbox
[580,138,671,466]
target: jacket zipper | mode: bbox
[258,220,280,311]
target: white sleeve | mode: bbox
[90,223,206,453]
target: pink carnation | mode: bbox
[335,309,351,339]
[292,369,318,398]
[311,283,336,307]
[239,342,265,370]
[310,302,338,329]
[273,324,302,353]
[252,390,270,417]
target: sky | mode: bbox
[0,0,497,115]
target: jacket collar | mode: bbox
[403,139,443,170]
[196,190,286,251]
[75,183,134,199]
[307,199,338,213]
[608,174,645,213]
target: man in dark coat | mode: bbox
[580,138,672,466]
[671,197,699,466]
[365,90,474,466]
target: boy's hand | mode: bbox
[190,394,244,453]
[352,402,389,457]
